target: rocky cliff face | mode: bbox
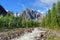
[20,8,43,22]
[0,5,7,16]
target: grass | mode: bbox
[0,27,27,32]
[0,26,60,33]
[39,26,60,32]
[46,34,60,40]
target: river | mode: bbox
[11,28,46,40]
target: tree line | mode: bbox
[41,1,60,29]
[0,13,40,29]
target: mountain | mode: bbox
[0,5,13,16]
[0,5,7,16]
[20,8,43,22]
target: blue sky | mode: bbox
[0,0,59,15]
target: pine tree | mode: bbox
[57,1,60,27]
[51,3,57,28]
[41,16,45,27]
[46,9,51,27]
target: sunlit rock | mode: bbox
[11,28,47,40]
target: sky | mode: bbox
[0,0,59,15]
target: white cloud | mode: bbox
[32,0,59,15]
[41,12,44,14]
[14,13,20,17]
[37,10,44,14]
[6,10,9,12]
[21,4,25,9]
[17,3,25,10]
[37,10,41,12]
[18,13,20,16]
[14,14,16,17]
[40,0,58,4]
[33,0,59,7]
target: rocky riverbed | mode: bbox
[0,28,50,40]
[11,28,49,40]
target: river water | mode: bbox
[11,28,46,40]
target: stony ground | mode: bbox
[0,27,60,40]
[38,27,60,40]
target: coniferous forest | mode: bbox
[0,14,40,29]
[0,12,40,29]
[41,1,60,29]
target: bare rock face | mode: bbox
[20,8,43,22]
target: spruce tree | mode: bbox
[57,1,60,27]
[46,9,51,27]
[51,3,57,28]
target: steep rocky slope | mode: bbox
[20,8,43,22]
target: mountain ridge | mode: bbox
[19,8,43,22]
